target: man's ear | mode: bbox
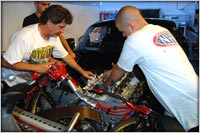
[128,22,135,32]
[47,20,53,26]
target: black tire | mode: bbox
[109,116,147,132]
[155,115,185,132]
[28,90,55,114]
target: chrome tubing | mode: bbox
[67,112,80,132]
[66,79,97,108]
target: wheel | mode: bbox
[36,106,102,132]
[155,115,185,131]
[109,116,148,132]
[28,90,55,113]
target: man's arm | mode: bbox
[59,34,76,59]
[2,57,53,74]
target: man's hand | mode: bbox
[81,70,95,79]
[35,62,53,73]
[103,64,126,89]
[103,69,112,89]
[103,69,112,82]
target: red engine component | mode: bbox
[48,61,67,81]
[31,72,42,80]
[31,61,67,81]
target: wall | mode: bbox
[1,1,99,51]
[99,1,198,27]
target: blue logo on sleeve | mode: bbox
[153,31,178,47]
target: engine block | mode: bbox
[77,72,145,128]
[82,72,144,104]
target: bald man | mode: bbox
[103,6,198,131]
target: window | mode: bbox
[85,26,109,49]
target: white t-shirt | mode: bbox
[117,24,198,131]
[2,24,68,84]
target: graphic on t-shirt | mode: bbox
[30,46,54,64]
[153,31,177,47]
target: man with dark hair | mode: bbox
[39,4,73,25]
[2,5,94,85]
[23,1,76,59]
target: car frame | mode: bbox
[75,18,189,74]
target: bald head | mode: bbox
[115,6,148,35]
